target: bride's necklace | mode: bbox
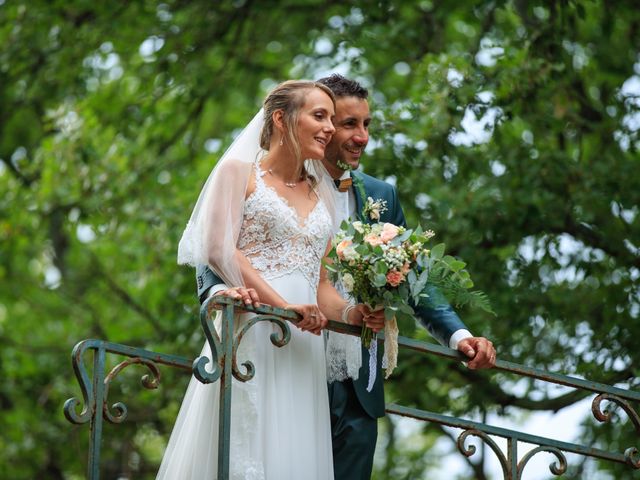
[268,168,303,188]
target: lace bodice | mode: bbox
[237,160,332,293]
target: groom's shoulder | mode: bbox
[354,170,396,193]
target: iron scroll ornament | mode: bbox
[102,357,161,424]
[517,446,568,477]
[193,296,298,384]
[591,392,640,468]
[63,339,99,425]
[457,429,568,479]
[457,429,510,479]
[64,340,192,425]
[232,314,291,382]
[192,295,224,384]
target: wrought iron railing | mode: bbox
[64,296,640,479]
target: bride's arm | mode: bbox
[317,242,363,325]
[317,272,341,318]
[317,241,387,331]
[231,247,327,335]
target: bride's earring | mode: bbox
[279,137,284,146]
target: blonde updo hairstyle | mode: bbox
[260,80,336,175]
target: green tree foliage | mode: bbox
[1,1,638,478]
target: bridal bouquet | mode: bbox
[325,215,492,381]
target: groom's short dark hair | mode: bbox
[316,74,368,100]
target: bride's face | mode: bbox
[295,89,336,160]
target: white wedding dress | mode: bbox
[157,160,334,480]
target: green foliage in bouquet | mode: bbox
[325,220,493,346]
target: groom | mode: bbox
[314,74,495,480]
[196,75,496,479]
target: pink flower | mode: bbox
[386,269,404,287]
[401,262,411,274]
[380,223,400,243]
[336,239,352,259]
[364,233,384,247]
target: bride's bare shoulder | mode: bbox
[216,157,253,175]
[213,158,259,199]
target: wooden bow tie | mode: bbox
[334,177,353,192]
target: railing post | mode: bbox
[217,301,235,480]
[88,345,106,480]
[507,437,517,480]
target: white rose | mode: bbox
[342,273,355,292]
[352,221,365,233]
[342,245,360,262]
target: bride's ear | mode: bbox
[272,109,286,133]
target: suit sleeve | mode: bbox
[388,184,407,228]
[386,185,468,346]
[412,285,468,346]
[195,264,226,304]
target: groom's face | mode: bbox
[323,96,370,178]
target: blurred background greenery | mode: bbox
[1,1,639,478]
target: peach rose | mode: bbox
[386,270,404,287]
[336,238,352,260]
[380,223,400,243]
[364,233,384,247]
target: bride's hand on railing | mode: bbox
[214,287,260,309]
[284,304,327,335]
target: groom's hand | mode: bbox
[457,337,496,370]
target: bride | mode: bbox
[157,80,367,479]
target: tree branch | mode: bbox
[89,252,167,336]
[452,363,636,413]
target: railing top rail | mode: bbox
[71,339,193,370]
[206,296,640,403]
[205,295,364,337]
[397,335,640,403]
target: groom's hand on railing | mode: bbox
[457,337,496,370]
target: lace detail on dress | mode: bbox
[238,160,332,293]
[326,329,362,383]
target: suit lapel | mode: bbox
[351,171,366,223]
